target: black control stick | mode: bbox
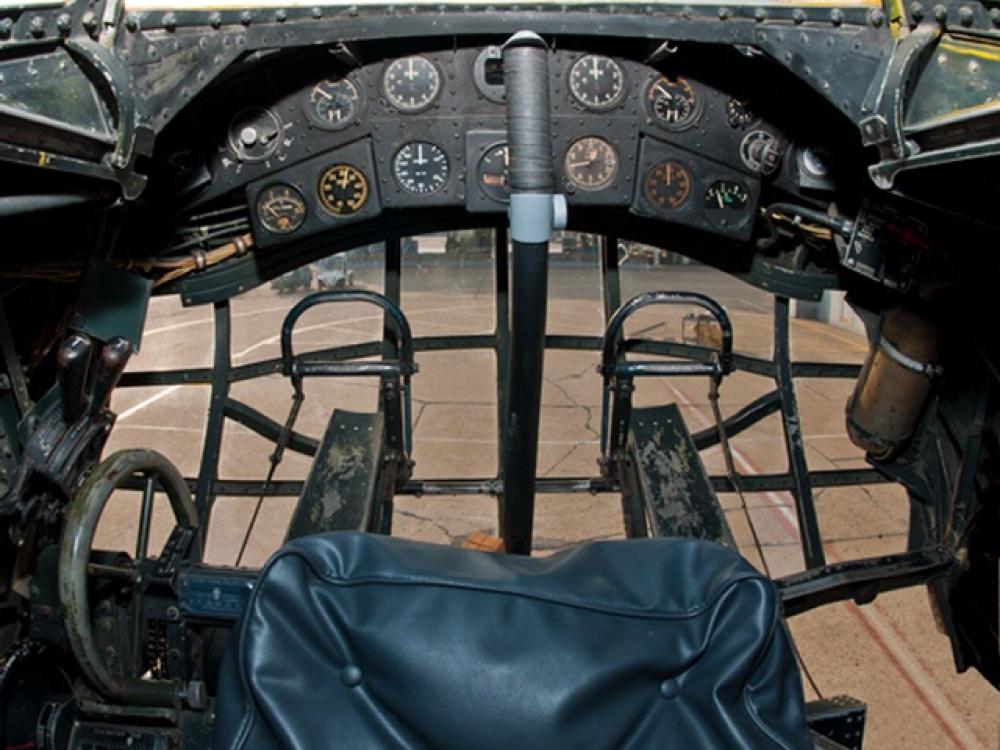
[500,31,566,555]
[88,337,133,417]
[57,333,94,423]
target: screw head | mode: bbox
[29,15,45,37]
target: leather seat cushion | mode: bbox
[214,532,811,749]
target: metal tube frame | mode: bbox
[113,228,928,616]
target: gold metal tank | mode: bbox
[845,305,942,460]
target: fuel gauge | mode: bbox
[703,178,752,230]
[256,184,307,234]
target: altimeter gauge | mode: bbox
[256,184,307,234]
[564,136,618,192]
[383,56,441,113]
[306,78,361,130]
[393,141,450,195]
[647,75,701,131]
[644,161,693,210]
[476,143,510,203]
[569,55,626,111]
[318,164,369,216]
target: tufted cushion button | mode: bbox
[340,665,363,687]
[659,678,680,699]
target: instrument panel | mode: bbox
[216,47,797,248]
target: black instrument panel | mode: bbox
[219,47,795,248]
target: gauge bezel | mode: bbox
[563,136,619,192]
[227,107,283,162]
[303,77,362,131]
[476,142,511,204]
[256,183,307,235]
[392,141,451,196]
[317,164,370,216]
[702,177,752,230]
[738,129,783,177]
[382,56,443,114]
[645,75,703,133]
[567,54,627,112]
[642,160,694,211]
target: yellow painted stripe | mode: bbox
[939,39,1000,62]
[122,0,880,11]
[914,99,1000,127]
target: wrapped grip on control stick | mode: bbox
[502,31,566,243]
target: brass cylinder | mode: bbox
[845,305,941,460]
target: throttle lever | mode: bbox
[57,333,94,423]
[88,337,133,416]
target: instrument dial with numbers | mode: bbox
[644,161,693,210]
[393,141,450,195]
[318,164,369,216]
[647,76,701,131]
[703,178,752,229]
[383,56,441,113]
[564,136,618,192]
[306,78,360,130]
[569,55,626,111]
[256,184,307,234]
[726,97,757,129]
[476,143,510,203]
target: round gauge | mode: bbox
[306,78,360,130]
[256,184,307,234]
[569,55,626,111]
[227,108,283,162]
[383,56,441,113]
[393,141,450,195]
[726,96,757,129]
[739,129,783,176]
[477,143,510,203]
[318,164,369,216]
[646,76,701,131]
[644,161,693,210]
[564,136,618,192]
[703,179,752,229]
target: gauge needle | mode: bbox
[315,88,332,100]
[655,85,673,101]
[715,193,726,208]
[591,57,601,79]
[569,161,593,168]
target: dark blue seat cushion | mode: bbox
[214,532,812,749]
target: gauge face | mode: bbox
[647,76,701,131]
[393,141,450,195]
[726,97,757,129]
[383,56,441,113]
[569,55,626,111]
[644,161,693,210]
[477,143,510,202]
[227,108,282,162]
[564,136,618,191]
[306,78,360,130]
[256,184,307,234]
[318,164,369,216]
[739,130,783,176]
[703,179,751,229]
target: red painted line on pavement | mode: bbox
[663,379,980,750]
